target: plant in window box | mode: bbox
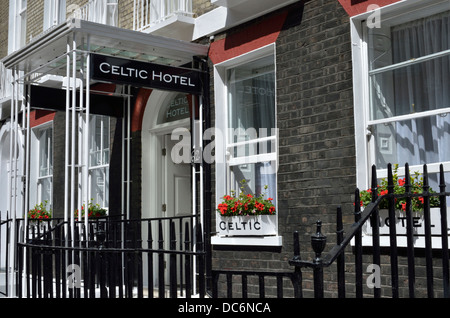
[28,201,52,221]
[216,180,277,237]
[359,164,441,236]
[75,200,107,220]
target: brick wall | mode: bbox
[0,0,8,59]
[192,0,217,16]
[276,0,355,258]
[26,0,44,44]
[26,0,92,44]
[118,1,133,30]
[210,0,356,297]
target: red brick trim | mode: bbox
[208,10,288,65]
[29,110,56,128]
[131,88,152,132]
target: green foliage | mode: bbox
[75,199,107,219]
[358,164,440,212]
[28,201,52,220]
[217,180,276,217]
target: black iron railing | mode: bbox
[211,270,302,298]
[13,214,207,298]
[289,163,450,298]
[0,214,11,297]
[3,163,450,298]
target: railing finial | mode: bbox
[311,220,327,264]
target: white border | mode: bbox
[212,43,282,246]
[350,0,450,249]
[350,0,450,190]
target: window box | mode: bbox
[363,208,444,237]
[216,214,277,237]
[358,207,450,249]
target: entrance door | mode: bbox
[161,134,192,293]
[162,134,191,219]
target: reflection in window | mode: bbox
[89,115,110,210]
[158,93,191,124]
[367,11,450,169]
[226,54,277,202]
[38,127,53,208]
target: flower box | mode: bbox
[216,214,277,237]
[362,208,444,237]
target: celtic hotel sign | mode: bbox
[91,54,202,94]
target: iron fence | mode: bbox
[12,214,206,298]
[2,163,450,298]
[289,163,450,298]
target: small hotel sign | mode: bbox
[91,54,202,94]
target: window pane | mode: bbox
[227,55,275,143]
[40,177,52,207]
[102,117,110,165]
[231,161,276,203]
[89,115,110,209]
[369,55,450,120]
[89,115,110,167]
[391,12,449,64]
[368,11,449,70]
[372,115,450,167]
[229,134,277,158]
[39,128,52,177]
[90,167,109,208]
[158,93,190,124]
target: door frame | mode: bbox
[142,90,191,221]
[141,90,192,292]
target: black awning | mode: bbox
[30,85,124,117]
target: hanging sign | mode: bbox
[90,54,203,94]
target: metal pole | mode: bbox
[191,93,197,295]
[70,34,77,298]
[78,38,84,224]
[64,36,71,297]
[22,80,31,296]
[311,221,326,298]
[126,85,131,219]
[8,67,17,296]
[199,95,204,234]
[84,39,91,244]
[121,92,125,217]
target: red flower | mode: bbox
[255,202,265,211]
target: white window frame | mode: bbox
[8,0,27,53]
[30,123,53,211]
[351,0,450,248]
[212,43,282,246]
[43,0,66,31]
[88,115,110,211]
[351,0,450,188]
